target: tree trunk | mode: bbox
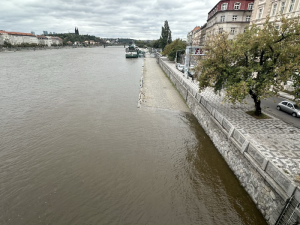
[249,89,261,116]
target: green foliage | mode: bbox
[159,20,172,50]
[134,40,149,48]
[163,39,186,61]
[3,41,12,48]
[293,73,300,99]
[54,33,104,45]
[149,39,160,48]
[196,17,300,115]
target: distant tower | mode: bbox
[75,27,79,35]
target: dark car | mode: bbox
[277,100,300,117]
[188,70,195,78]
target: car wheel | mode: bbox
[292,112,297,117]
[277,106,281,111]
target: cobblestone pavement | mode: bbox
[163,59,300,180]
[140,56,190,113]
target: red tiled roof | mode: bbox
[193,26,201,32]
[0,30,34,36]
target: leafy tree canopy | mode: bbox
[54,33,104,45]
[163,39,186,61]
[149,39,160,48]
[159,20,172,50]
[196,17,300,116]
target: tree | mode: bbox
[162,39,186,61]
[196,17,300,116]
[150,39,160,48]
[159,20,172,50]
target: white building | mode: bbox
[251,0,300,26]
[205,0,254,43]
[0,30,39,45]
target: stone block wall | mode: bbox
[158,57,299,225]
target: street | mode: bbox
[246,96,300,129]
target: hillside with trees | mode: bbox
[54,33,105,45]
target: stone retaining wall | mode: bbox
[157,56,300,225]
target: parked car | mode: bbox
[177,64,185,73]
[188,70,195,78]
[176,63,180,69]
[276,100,300,117]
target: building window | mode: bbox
[219,28,223,33]
[244,28,247,33]
[248,3,254,10]
[231,28,236,34]
[272,4,277,16]
[246,15,251,21]
[280,2,285,13]
[258,8,263,19]
[221,16,225,22]
[221,3,228,10]
[232,15,237,21]
[234,2,241,10]
[289,0,295,12]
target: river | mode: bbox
[0,47,266,225]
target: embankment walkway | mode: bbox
[163,58,300,180]
[140,56,190,113]
[157,55,300,224]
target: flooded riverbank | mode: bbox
[0,47,266,224]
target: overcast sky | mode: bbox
[0,0,219,40]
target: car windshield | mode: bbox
[294,104,300,109]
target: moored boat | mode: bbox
[125,44,139,58]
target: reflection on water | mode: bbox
[0,47,266,225]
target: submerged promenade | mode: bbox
[155,55,300,225]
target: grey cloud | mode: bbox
[0,0,219,39]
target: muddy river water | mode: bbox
[0,47,266,225]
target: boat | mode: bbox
[125,44,139,58]
[138,49,145,57]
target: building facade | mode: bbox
[192,27,201,45]
[0,31,38,45]
[251,0,300,26]
[205,0,254,44]
[0,30,63,46]
[186,26,201,46]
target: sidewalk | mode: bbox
[163,59,300,182]
[140,56,190,113]
[278,91,297,101]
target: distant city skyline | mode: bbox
[0,0,219,40]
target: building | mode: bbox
[192,27,201,46]
[36,35,48,45]
[0,30,38,45]
[205,0,254,44]
[250,0,300,26]
[187,31,193,45]
[43,31,48,35]
[186,26,201,45]
[50,36,63,45]
[199,23,207,46]
[0,30,63,47]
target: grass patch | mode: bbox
[246,111,271,119]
